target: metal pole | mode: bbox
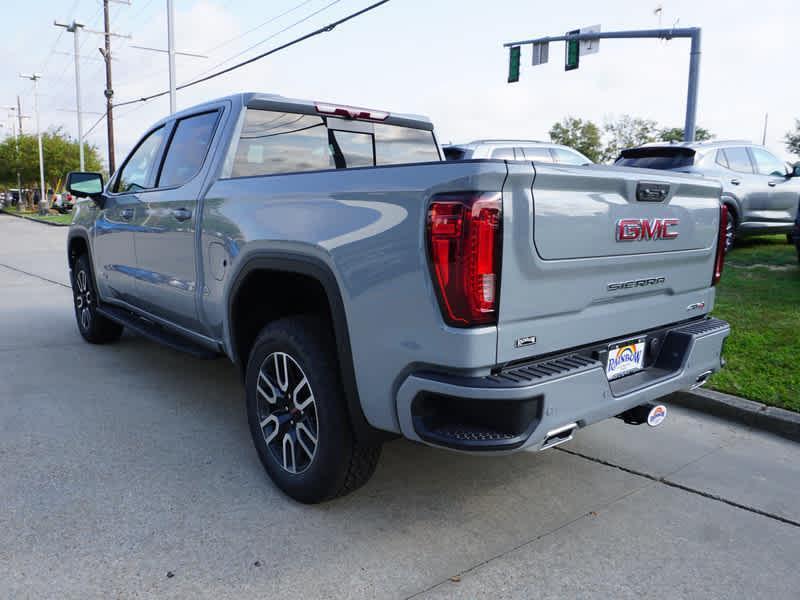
[21,76,48,215]
[684,29,701,142]
[761,113,768,146]
[73,23,85,170]
[167,0,177,114]
[17,95,23,134]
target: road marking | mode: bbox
[558,447,800,528]
[0,263,70,289]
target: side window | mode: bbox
[722,147,753,174]
[715,150,729,169]
[750,147,787,177]
[491,147,515,159]
[552,147,590,165]
[374,123,440,165]
[330,130,374,168]
[231,110,332,177]
[115,126,166,192]
[521,147,554,162]
[157,111,219,187]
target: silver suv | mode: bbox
[444,139,593,165]
[616,141,800,250]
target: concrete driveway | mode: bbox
[1,214,799,599]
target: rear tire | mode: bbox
[71,254,124,344]
[245,316,381,503]
[724,207,736,253]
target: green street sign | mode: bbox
[565,29,580,71]
[508,46,521,83]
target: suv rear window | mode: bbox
[230,109,439,177]
[616,148,695,170]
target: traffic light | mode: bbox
[565,29,580,71]
[508,46,521,83]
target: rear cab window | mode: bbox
[229,108,440,178]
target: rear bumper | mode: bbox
[396,317,730,453]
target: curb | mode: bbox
[667,388,800,443]
[0,208,70,227]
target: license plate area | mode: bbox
[605,336,646,380]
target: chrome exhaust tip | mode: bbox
[691,370,713,390]
[541,423,577,451]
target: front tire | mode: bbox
[71,254,124,344]
[245,316,381,503]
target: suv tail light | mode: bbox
[427,192,502,326]
[712,203,727,286]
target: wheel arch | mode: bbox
[226,252,384,444]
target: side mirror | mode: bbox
[792,164,800,178]
[65,171,104,206]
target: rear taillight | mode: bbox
[427,192,502,327]
[712,203,727,286]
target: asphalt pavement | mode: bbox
[1,214,799,599]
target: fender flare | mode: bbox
[225,251,385,444]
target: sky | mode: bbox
[1,0,797,169]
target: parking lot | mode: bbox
[1,213,799,599]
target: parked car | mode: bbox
[443,139,593,165]
[615,141,800,251]
[53,191,74,214]
[65,92,729,503]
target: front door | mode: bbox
[130,110,221,334]
[94,125,167,305]
[750,146,798,224]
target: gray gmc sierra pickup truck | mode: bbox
[65,92,730,503]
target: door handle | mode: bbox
[730,178,741,185]
[172,207,192,222]
[120,208,134,220]
[768,181,777,187]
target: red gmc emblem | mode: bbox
[616,218,679,241]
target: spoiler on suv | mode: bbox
[615,146,697,170]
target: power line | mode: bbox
[114,0,391,108]
[190,0,343,81]
[203,0,316,55]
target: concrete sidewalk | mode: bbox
[2,214,799,599]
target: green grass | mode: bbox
[708,235,800,411]
[1,206,72,225]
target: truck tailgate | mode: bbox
[497,162,723,364]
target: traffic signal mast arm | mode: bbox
[503,27,702,142]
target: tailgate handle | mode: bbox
[636,182,670,202]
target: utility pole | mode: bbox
[102,0,116,173]
[93,0,131,174]
[4,106,24,208]
[17,95,24,134]
[504,27,703,142]
[19,73,47,215]
[761,113,769,146]
[167,0,176,114]
[131,1,207,115]
[54,20,86,170]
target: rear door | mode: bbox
[130,109,222,333]
[496,162,722,364]
[720,146,764,222]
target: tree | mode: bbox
[600,115,659,163]
[659,126,713,143]
[549,116,602,163]
[0,128,102,190]
[786,120,800,157]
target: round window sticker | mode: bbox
[647,404,667,427]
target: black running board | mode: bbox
[96,304,220,359]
